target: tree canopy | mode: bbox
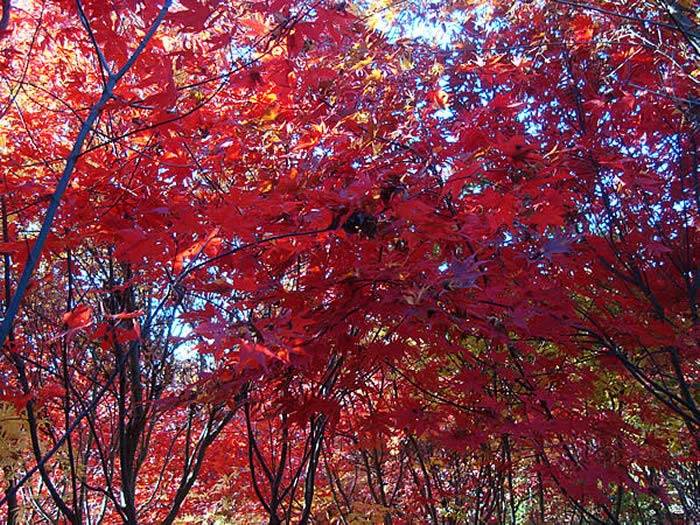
[0,0,698,523]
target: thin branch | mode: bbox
[75,0,113,79]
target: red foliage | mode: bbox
[0,0,698,523]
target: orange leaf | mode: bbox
[62,305,93,330]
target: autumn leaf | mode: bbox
[62,305,93,330]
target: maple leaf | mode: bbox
[62,305,93,330]
[571,14,595,43]
[446,255,486,289]
[237,340,285,372]
[170,0,212,31]
[496,134,541,165]
[427,88,449,109]
[542,233,580,260]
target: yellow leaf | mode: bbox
[260,107,279,122]
[351,55,373,71]
[353,111,370,124]
[367,68,383,82]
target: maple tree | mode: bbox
[0,0,698,523]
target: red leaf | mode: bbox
[62,305,93,330]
